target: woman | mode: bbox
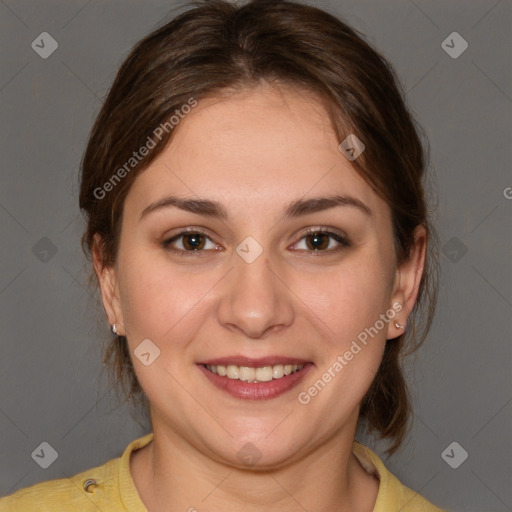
[0,0,446,510]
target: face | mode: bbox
[96,83,424,467]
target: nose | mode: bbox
[216,249,295,339]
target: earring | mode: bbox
[394,321,405,330]
[111,323,117,335]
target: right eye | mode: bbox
[162,229,221,255]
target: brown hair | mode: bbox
[79,0,439,456]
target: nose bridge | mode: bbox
[217,243,294,338]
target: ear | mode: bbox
[386,224,427,340]
[92,234,125,336]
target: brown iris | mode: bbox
[305,232,329,251]
[182,233,206,250]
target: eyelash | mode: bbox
[162,227,350,257]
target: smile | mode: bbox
[204,363,305,383]
[198,362,313,400]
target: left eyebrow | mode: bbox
[139,193,373,222]
[284,195,373,218]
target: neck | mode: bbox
[130,423,379,512]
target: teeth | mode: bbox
[272,365,284,379]
[205,363,305,382]
[226,365,239,379]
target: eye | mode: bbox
[291,228,350,253]
[163,229,220,255]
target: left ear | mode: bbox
[386,224,427,340]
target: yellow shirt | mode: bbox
[0,433,447,511]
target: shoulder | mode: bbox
[0,456,124,512]
[0,459,119,512]
[0,433,153,512]
[352,441,448,512]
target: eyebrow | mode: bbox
[139,194,373,222]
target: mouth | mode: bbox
[197,358,314,400]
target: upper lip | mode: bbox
[198,356,312,367]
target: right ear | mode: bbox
[92,234,125,336]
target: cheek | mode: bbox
[292,252,393,340]
[116,246,213,344]
[294,262,390,416]
[115,248,217,402]
[289,246,393,409]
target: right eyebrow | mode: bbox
[139,196,229,222]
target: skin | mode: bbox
[94,82,426,512]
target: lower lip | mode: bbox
[197,363,314,400]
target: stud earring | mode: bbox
[111,323,117,335]
[394,321,405,330]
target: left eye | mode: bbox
[292,230,349,252]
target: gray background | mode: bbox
[0,0,511,511]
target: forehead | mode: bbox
[126,84,388,223]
